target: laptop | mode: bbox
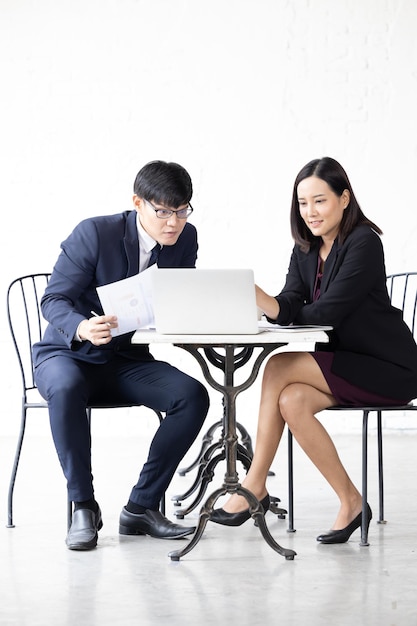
[151,268,260,334]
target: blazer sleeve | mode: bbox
[40,219,104,347]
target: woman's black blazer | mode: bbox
[272,225,417,401]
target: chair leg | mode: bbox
[7,406,27,528]
[377,410,386,525]
[287,429,296,533]
[360,410,370,546]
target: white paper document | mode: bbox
[258,320,332,332]
[96,267,156,337]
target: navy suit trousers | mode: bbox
[35,355,210,508]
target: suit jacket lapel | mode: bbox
[321,240,340,293]
[303,243,321,300]
[123,211,140,277]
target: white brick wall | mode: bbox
[1,0,417,435]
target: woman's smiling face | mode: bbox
[297,176,350,244]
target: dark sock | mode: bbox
[125,500,148,514]
[74,498,98,513]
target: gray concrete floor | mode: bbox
[1,425,417,626]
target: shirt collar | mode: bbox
[136,213,157,254]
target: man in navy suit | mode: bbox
[33,160,210,550]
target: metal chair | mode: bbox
[6,273,165,530]
[287,272,417,545]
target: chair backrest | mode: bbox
[386,272,417,337]
[7,274,51,396]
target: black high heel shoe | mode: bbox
[210,494,270,527]
[316,504,372,544]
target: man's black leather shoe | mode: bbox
[66,507,103,551]
[119,507,195,539]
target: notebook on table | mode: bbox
[151,268,260,334]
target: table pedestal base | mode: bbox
[168,343,297,561]
[168,485,296,561]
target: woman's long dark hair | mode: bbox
[290,157,382,252]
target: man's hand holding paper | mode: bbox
[96,266,156,336]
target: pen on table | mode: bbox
[91,310,112,326]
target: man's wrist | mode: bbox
[75,321,87,342]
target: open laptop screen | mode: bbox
[151,268,259,334]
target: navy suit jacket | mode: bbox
[271,225,417,400]
[33,210,198,367]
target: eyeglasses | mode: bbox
[144,199,193,220]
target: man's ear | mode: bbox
[133,195,143,210]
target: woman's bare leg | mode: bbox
[221,352,362,530]
[222,352,332,511]
[280,381,362,529]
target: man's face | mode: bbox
[133,195,189,246]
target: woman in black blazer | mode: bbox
[212,157,417,543]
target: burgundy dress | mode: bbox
[310,257,407,407]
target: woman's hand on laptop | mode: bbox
[255,285,279,321]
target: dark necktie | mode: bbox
[148,243,161,268]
